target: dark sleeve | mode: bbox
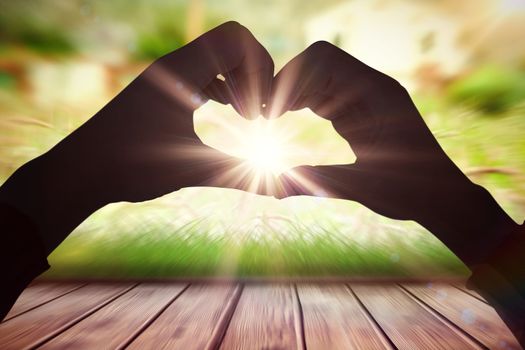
[0,202,49,320]
[467,223,525,347]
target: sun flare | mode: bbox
[237,122,288,175]
[193,101,355,196]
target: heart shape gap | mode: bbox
[194,101,356,175]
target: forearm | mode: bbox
[418,177,520,266]
[0,154,98,320]
[0,153,105,254]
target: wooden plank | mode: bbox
[219,284,304,350]
[0,283,134,350]
[297,284,392,350]
[453,284,489,304]
[351,284,482,349]
[38,283,187,350]
[403,283,521,350]
[127,283,240,350]
[3,283,85,321]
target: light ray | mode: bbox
[144,57,355,200]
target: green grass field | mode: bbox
[44,189,469,279]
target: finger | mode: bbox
[175,145,293,198]
[267,43,333,118]
[223,35,274,118]
[160,22,274,117]
[140,142,248,197]
[156,142,265,195]
[268,40,383,118]
[278,164,420,222]
[271,42,406,159]
[202,78,230,105]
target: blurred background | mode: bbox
[1,0,524,279]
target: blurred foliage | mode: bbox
[0,0,224,59]
[129,7,223,60]
[447,65,525,114]
[0,1,76,54]
[0,71,16,89]
[134,22,186,60]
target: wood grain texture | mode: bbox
[3,283,85,321]
[39,283,186,350]
[453,284,489,304]
[127,283,240,350]
[0,282,519,349]
[297,284,392,350]
[351,284,482,350]
[0,283,133,350]
[403,283,521,350]
[219,284,304,350]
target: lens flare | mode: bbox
[190,98,355,198]
[238,122,287,175]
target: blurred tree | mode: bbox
[447,65,525,114]
[134,20,186,60]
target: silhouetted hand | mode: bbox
[0,22,274,251]
[271,41,519,265]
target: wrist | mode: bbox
[467,263,525,346]
[0,203,50,321]
[483,223,525,294]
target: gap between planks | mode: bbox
[452,284,490,304]
[122,283,243,350]
[115,283,190,350]
[397,284,488,349]
[346,284,398,349]
[205,283,244,350]
[3,283,88,322]
[28,284,138,349]
[292,284,307,350]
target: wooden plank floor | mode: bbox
[0,282,521,350]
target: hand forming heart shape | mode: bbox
[1,22,513,268]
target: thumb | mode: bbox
[277,164,371,202]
